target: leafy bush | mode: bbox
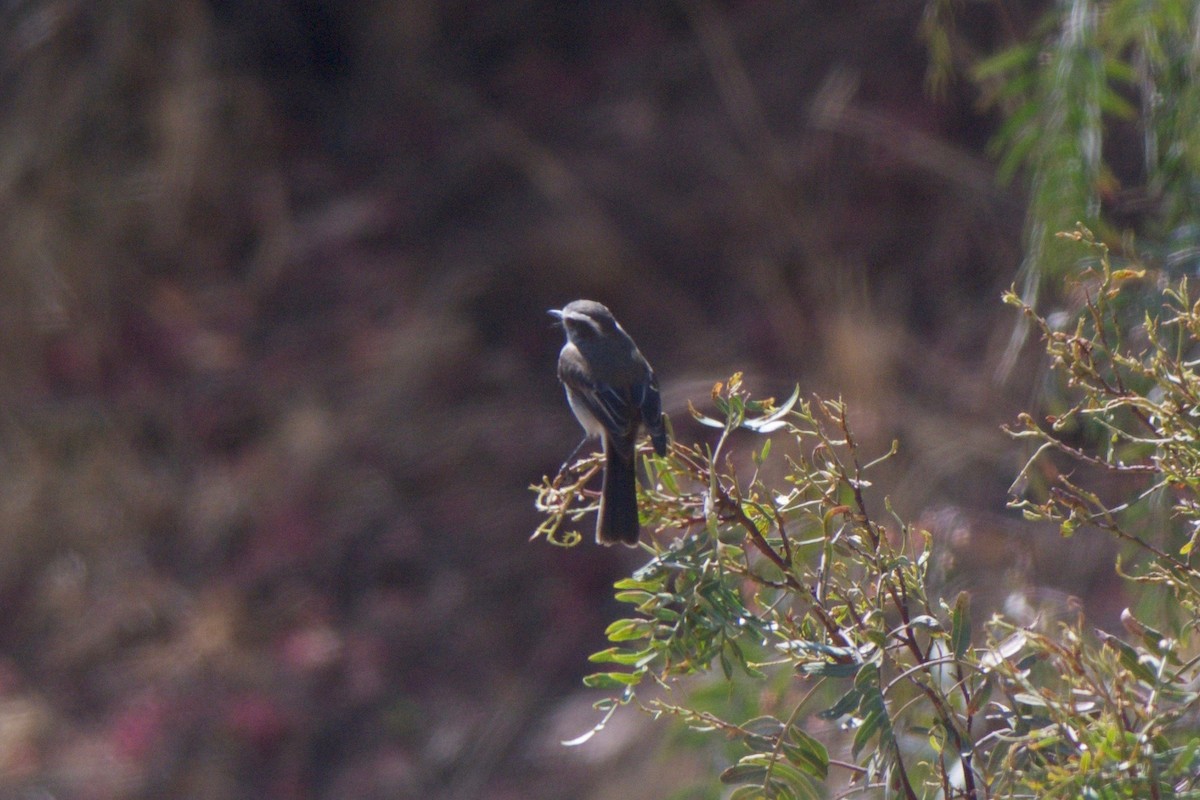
[932,0,1200,281]
[534,229,1200,797]
[532,1,1200,795]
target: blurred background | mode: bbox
[0,1,1124,798]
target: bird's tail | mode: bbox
[598,438,640,546]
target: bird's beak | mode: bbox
[547,309,564,319]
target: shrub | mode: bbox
[534,229,1200,798]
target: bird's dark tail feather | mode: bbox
[598,440,640,546]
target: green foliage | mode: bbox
[928,0,1200,280]
[533,237,1200,794]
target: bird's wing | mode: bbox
[558,356,637,441]
[635,372,668,456]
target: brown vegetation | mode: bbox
[0,2,1073,798]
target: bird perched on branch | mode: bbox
[550,300,667,545]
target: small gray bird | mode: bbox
[550,300,668,545]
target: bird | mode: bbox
[550,300,668,545]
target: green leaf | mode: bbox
[582,670,645,689]
[818,688,862,720]
[1179,525,1200,555]
[951,590,971,658]
[1096,631,1162,685]
[797,661,862,679]
[967,677,993,716]
[614,589,654,605]
[588,646,657,667]
[777,640,861,660]
[613,577,660,591]
[852,664,894,757]
[906,614,941,631]
[928,724,945,755]
[1098,87,1136,120]
[852,704,885,757]
[722,754,818,800]
[651,606,681,623]
[764,762,817,799]
[720,757,768,784]
[604,618,654,642]
[971,42,1037,80]
[740,715,785,745]
[1170,738,1200,775]
[657,465,679,494]
[1121,609,1175,661]
[783,728,830,780]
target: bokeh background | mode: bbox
[0,1,1122,798]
